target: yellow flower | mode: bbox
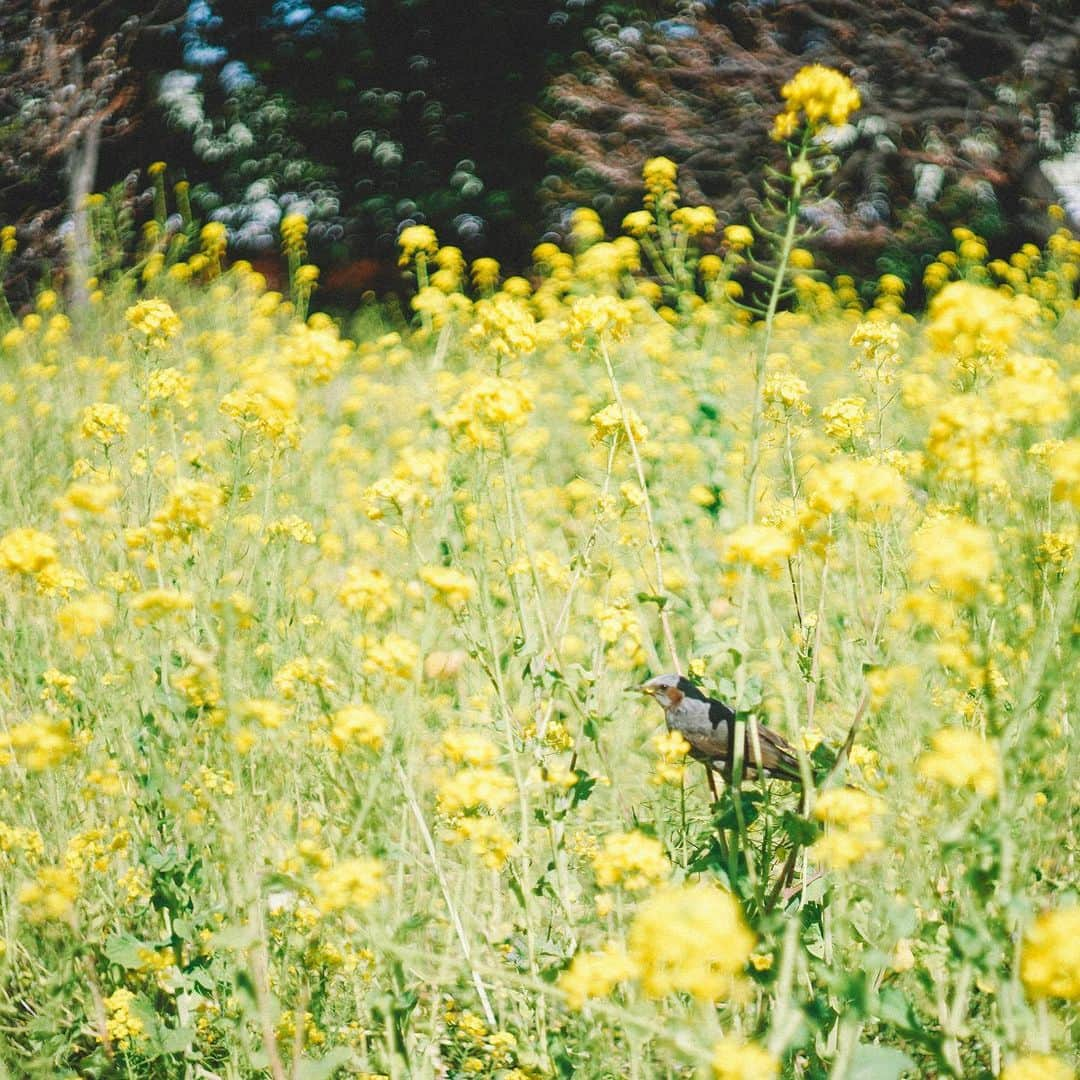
[272,656,336,699]
[312,856,384,913]
[821,395,867,441]
[125,298,181,345]
[724,224,754,249]
[467,294,538,358]
[811,788,884,869]
[622,210,654,237]
[565,295,633,348]
[650,729,691,785]
[722,524,797,574]
[200,221,228,259]
[419,565,476,610]
[471,257,501,290]
[444,816,514,869]
[805,459,909,521]
[671,205,718,236]
[236,699,288,730]
[397,224,438,266]
[1021,907,1080,1000]
[559,943,638,1009]
[281,212,309,256]
[628,883,754,1001]
[0,527,58,575]
[338,565,396,621]
[0,714,76,770]
[570,207,605,246]
[589,402,648,447]
[763,370,810,420]
[909,519,996,600]
[56,592,114,641]
[1038,529,1076,567]
[150,478,223,541]
[1,327,26,350]
[925,396,1005,489]
[35,288,58,313]
[592,600,646,669]
[17,865,79,921]
[926,281,1026,362]
[1047,439,1080,509]
[441,729,499,766]
[280,321,352,384]
[642,157,678,212]
[773,65,861,138]
[642,156,677,188]
[813,787,883,830]
[219,369,299,446]
[361,632,419,680]
[712,1037,779,1080]
[146,366,194,407]
[129,588,195,625]
[80,402,130,445]
[917,729,1000,798]
[437,767,516,814]
[990,354,1067,426]
[591,831,671,891]
[328,704,387,751]
[441,376,534,449]
[0,822,44,865]
[1000,1055,1074,1080]
[265,515,317,545]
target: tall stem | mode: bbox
[744,157,806,526]
[598,335,682,674]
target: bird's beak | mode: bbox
[631,684,653,696]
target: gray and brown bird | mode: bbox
[638,674,803,786]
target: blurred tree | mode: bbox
[153,0,585,264]
[0,0,185,305]
[537,0,1080,279]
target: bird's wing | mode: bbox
[749,722,803,782]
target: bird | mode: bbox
[637,674,803,787]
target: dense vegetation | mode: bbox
[0,67,1078,1078]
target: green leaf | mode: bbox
[104,933,159,970]
[847,1043,916,1080]
[811,742,838,772]
[507,872,527,911]
[570,773,597,807]
[875,986,937,1049]
[296,1046,353,1079]
[162,1026,195,1053]
[712,677,737,700]
[635,592,667,609]
[583,713,609,740]
[210,923,258,950]
[780,811,819,847]
[950,923,990,963]
[171,915,197,941]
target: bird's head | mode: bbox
[636,673,691,710]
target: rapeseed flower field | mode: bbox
[0,69,1077,1079]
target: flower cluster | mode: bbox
[772,64,861,139]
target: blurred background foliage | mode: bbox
[0,0,1078,304]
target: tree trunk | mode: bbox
[67,119,101,310]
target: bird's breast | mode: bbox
[666,702,728,757]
